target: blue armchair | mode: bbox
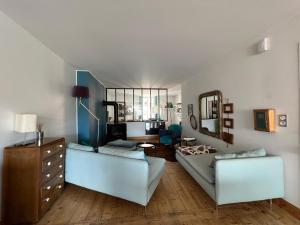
[159,124,182,146]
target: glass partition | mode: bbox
[159,89,167,121]
[106,88,168,122]
[151,89,159,120]
[125,89,134,121]
[134,89,142,121]
[142,89,151,121]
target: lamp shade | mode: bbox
[72,86,89,98]
[14,114,37,133]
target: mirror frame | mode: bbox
[190,115,197,130]
[199,90,223,139]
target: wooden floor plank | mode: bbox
[38,162,300,225]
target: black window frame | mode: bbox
[106,88,168,122]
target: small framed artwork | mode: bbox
[224,118,234,129]
[188,104,193,116]
[222,132,234,144]
[223,103,234,113]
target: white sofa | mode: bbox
[65,148,166,206]
[176,150,284,205]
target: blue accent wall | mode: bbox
[77,71,106,147]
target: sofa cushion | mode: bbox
[184,153,217,184]
[98,146,146,160]
[68,143,95,152]
[236,148,266,158]
[147,156,166,185]
[107,139,137,148]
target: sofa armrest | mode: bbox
[215,156,284,205]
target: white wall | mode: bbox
[182,15,300,208]
[126,122,146,137]
[0,10,77,217]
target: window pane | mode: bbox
[134,89,142,121]
[116,89,124,102]
[159,89,167,121]
[151,89,159,120]
[107,105,115,123]
[118,103,125,122]
[143,89,151,120]
[107,89,115,101]
[125,89,134,121]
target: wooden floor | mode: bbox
[38,162,300,225]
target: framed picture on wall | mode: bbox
[224,118,234,129]
[223,103,234,113]
[188,104,193,116]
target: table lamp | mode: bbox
[14,114,37,144]
[72,85,100,146]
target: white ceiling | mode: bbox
[0,0,300,88]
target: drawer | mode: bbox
[41,183,63,215]
[41,173,64,198]
[42,151,65,172]
[42,164,64,185]
[42,141,65,159]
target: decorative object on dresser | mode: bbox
[72,85,100,145]
[253,109,276,132]
[36,123,44,146]
[2,138,66,225]
[14,113,37,145]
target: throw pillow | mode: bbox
[209,153,237,168]
[107,139,137,148]
[236,148,266,158]
[68,143,95,152]
[98,146,146,161]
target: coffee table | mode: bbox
[138,143,155,149]
[137,143,156,156]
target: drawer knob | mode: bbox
[46,186,51,190]
[57,185,62,189]
[47,150,51,154]
[47,161,52,166]
[44,198,50,202]
[59,154,63,158]
[46,174,51,178]
[59,164,63,169]
[59,174,63,178]
[58,144,63,148]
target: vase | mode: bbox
[36,131,44,146]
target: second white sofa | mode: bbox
[65,147,165,206]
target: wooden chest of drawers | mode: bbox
[2,138,66,225]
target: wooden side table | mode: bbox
[138,143,156,156]
[179,137,196,146]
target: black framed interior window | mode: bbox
[106,88,168,122]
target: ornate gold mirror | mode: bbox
[199,90,223,139]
